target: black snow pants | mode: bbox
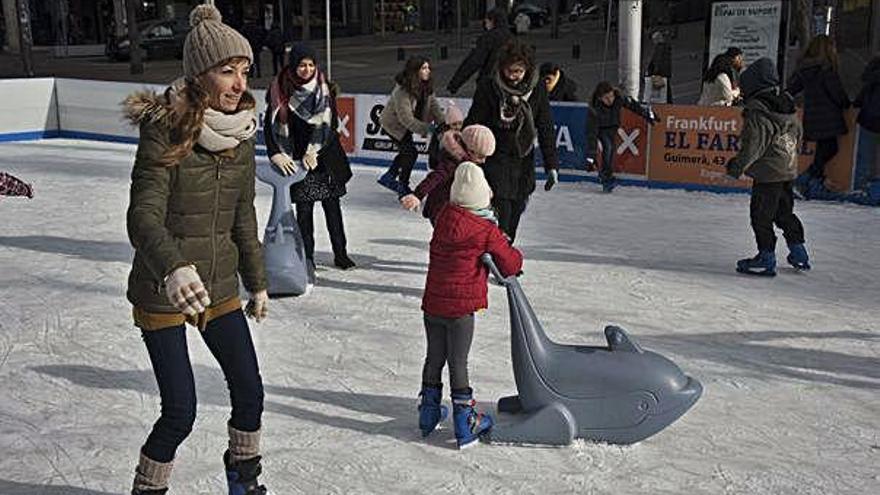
[750,181,806,252]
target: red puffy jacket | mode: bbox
[422,204,523,318]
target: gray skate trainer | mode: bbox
[256,161,312,296]
[482,254,702,446]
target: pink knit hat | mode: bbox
[460,125,496,157]
[445,104,464,125]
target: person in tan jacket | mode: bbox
[123,5,270,494]
[377,56,446,195]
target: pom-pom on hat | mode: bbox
[183,4,253,78]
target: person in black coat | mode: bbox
[265,43,355,270]
[464,39,560,243]
[447,8,513,95]
[240,20,266,78]
[787,34,851,194]
[585,81,655,192]
[646,30,673,103]
[540,62,579,102]
[853,55,880,191]
[264,23,286,76]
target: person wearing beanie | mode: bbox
[265,42,355,272]
[378,56,447,196]
[540,62,579,102]
[464,38,560,243]
[121,4,270,494]
[400,124,496,224]
[418,161,523,448]
[726,57,811,276]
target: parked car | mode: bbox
[509,2,549,29]
[106,18,188,62]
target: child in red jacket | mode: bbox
[418,161,523,448]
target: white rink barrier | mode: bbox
[0,78,58,141]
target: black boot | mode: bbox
[224,450,268,495]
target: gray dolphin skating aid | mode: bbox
[255,161,312,296]
[481,254,702,446]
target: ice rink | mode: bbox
[1,139,878,494]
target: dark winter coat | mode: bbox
[547,71,579,102]
[264,27,285,54]
[264,93,352,203]
[422,204,523,318]
[447,25,514,93]
[726,89,802,184]
[647,42,673,79]
[787,59,851,140]
[855,57,880,133]
[464,76,559,201]
[585,93,652,160]
[124,91,267,315]
[414,149,458,222]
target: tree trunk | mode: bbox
[302,0,310,40]
[125,0,143,74]
[792,0,812,54]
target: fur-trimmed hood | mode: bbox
[122,89,176,128]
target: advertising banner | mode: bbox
[648,105,856,191]
[336,96,355,154]
[708,1,783,66]
[596,107,649,176]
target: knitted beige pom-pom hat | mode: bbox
[450,161,493,210]
[183,4,253,78]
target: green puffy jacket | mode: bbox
[125,92,267,314]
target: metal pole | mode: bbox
[618,0,641,98]
[302,0,310,40]
[601,0,613,79]
[381,0,386,37]
[456,0,461,49]
[15,0,34,76]
[325,0,331,79]
[125,0,143,74]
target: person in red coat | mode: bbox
[399,124,496,224]
[417,161,523,448]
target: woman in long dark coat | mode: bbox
[787,34,851,195]
[265,43,355,270]
[464,39,560,243]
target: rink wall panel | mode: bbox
[2,78,872,197]
[0,79,58,140]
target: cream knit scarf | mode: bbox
[169,78,258,152]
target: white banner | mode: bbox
[708,1,783,67]
[353,94,471,162]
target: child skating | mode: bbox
[418,162,523,448]
[400,124,496,224]
[726,58,811,276]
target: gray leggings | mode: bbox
[422,313,474,392]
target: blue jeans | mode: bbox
[140,309,264,463]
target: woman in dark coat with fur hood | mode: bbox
[265,43,355,270]
[464,39,560,243]
[787,35,851,193]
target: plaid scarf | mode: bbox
[0,172,33,198]
[269,68,333,156]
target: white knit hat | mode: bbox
[183,4,253,78]
[450,162,492,210]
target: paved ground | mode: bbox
[0,18,872,101]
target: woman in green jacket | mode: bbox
[123,5,269,494]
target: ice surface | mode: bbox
[1,139,878,494]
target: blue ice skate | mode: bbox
[736,250,777,276]
[451,389,493,449]
[482,254,702,446]
[377,170,403,192]
[786,243,811,271]
[418,385,449,437]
